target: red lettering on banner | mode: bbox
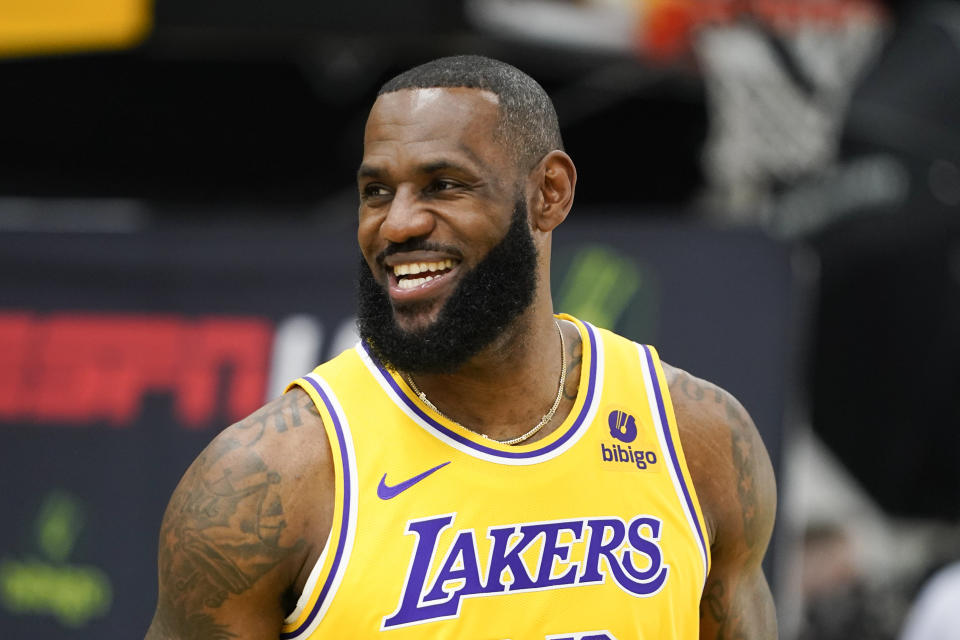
[0,312,273,429]
[0,312,33,421]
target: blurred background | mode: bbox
[0,0,958,637]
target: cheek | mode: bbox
[357,215,381,262]
[466,214,510,249]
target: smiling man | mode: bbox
[146,56,777,640]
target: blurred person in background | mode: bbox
[795,523,886,640]
[144,55,776,639]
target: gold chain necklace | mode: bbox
[405,319,567,446]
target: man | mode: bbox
[146,55,777,639]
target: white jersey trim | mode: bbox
[280,372,359,639]
[635,343,710,588]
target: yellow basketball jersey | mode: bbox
[281,315,710,640]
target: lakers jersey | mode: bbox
[281,315,710,640]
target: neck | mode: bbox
[404,305,581,444]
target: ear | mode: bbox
[530,150,577,233]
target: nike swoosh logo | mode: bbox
[377,461,451,500]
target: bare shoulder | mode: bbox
[663,363,778,638]
[147,387,334,639]
[661,363,776,558]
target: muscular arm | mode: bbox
[145,388,333,640]
[668,366,778,640]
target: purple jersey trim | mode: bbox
[364,321,599,460]
[639,344,709,568]
[280,376,352,639]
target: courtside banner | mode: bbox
[0,219,793,638]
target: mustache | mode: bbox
[376,239,464,264]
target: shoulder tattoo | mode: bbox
[672,370,771,551]
[154,393,316,633]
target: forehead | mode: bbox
[362,88,508,173]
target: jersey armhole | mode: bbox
[279,373,358,639]
[636,344,713,584]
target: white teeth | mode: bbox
[396,274,440,290]
[393,259,455,277]
[399,277,423,289]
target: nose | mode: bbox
[379,185,435,244]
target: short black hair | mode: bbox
[378,55,563,170]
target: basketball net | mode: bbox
[684,1,887,222]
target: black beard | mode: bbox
[357,202,538,374]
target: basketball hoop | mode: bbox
[687,0,888,221]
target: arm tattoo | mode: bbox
[155,395,312,635]
[674,373,763,549]
[726,399,760,549]
[678,374,724,404]
[702,579,724,621]
[702,578,748,640]
[235,391,319,446]
[151,612,237,640]
[674,372,775,640]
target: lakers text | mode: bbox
[382,513,669,629]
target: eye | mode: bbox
[428,179,461,194]
[361,183,391,200]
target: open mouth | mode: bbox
[392,259,458,290]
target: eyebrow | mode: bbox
[357,158,479,182]
[420,159,473,175]
[357,164,386,181]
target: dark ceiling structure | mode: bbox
[0,0,705,213]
